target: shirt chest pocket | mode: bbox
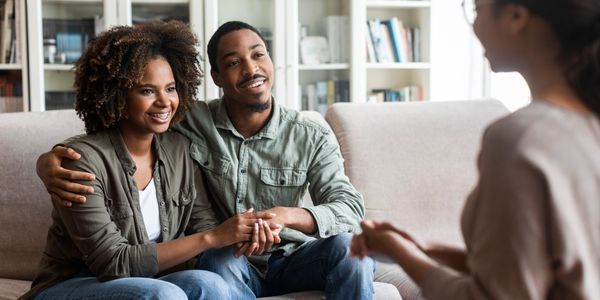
[258,168,307,208]
[190,143,230,176]
[170,191,193,207]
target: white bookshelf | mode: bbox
[19,0,433,113]
[366,62,430,69]
[354,0,431,102]
[0,0,28,113]
[26,0,202,112]
[366,1,431,8]
[299,64,350,71]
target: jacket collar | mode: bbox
[107,127,165,175]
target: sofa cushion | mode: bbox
[325,100,509,245]
[0,109,402,300]
[0,110,85,281]
[257,282,400,300]
[0,279,399,300]
[0,279,30,300]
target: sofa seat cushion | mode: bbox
[0,279,30,300]
[0,280,400,300]
[257,282,401,299]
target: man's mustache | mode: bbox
[238,73,267,86]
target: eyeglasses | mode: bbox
[461,0,497,25]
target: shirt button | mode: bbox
[203,161,209,166]
[240,169,246,174]
[160,201,165,206]
[280,179,286,185]
[162,226,168,232]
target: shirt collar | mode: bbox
[213,97,280,140]
[108,127,165,175]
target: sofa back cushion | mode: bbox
[0,110,84,280]
[325,100,509,245]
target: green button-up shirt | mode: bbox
[23,128,217,300]
[173,98,364,266]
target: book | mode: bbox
[379,22,396,63]
[323,15,349,64]
[381,19,401,63]
[0,0,14,64]
[334,80,350,103]
[0,72,22,112]
[327,80,335,106]
[315,81,328,116]
[412,27,421,62]
[390,17,408,63]
[365,28,376,63]
[305,84,316,111]
[367,19,389,63]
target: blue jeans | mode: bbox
[35,269,229,300]
[197,233,376,300]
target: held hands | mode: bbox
[233,206,294,257]
[234,218,282,257]
[37,146,95,207]
[211,208,282,256]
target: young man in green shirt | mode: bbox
[37,21,375,299]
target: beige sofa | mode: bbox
[0,99,508,300]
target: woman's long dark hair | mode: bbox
[496,0,600,116]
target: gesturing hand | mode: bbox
[351,220,426,261]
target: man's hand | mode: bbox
[211,209,280,250]
[232,206,315,257]
[259,206,316,235]
[37,146,95,207]
[234,218,282,257]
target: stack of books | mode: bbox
[366,17,421,63]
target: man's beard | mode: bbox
[247,99,271,112]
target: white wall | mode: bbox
[430,0,531,111]
[430,0,485,101]
[489,71,530,111]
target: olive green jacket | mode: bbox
[23,128,217,300]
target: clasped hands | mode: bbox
[234,208,283,257]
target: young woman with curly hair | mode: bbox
[352,0,600,299]
[22,21,277,300]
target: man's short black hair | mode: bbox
[207,21,267,73]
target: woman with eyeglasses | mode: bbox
[352,0,600,299]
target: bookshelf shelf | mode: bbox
[44,64,75,71]
[41,0,103,3]
[132,0,189,3]
[22,0,202,112]
[299,63,350,71]
[366,62,430,70]
[366,1,431,9]
[16,0,433,114]
[0,64,23,70]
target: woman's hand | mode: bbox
[210,209,281,250]
[234,218,282,257]
[352,220,438,284]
